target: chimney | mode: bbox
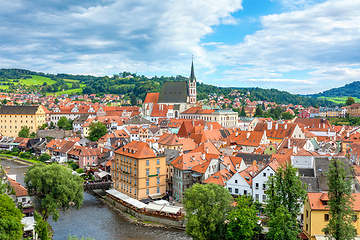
[236,132,238,137]
[247,132,250,139]
[275,123,278,130]
[101,147,103,153]
[227,164,230,171]
[347,132,350,138]
[202,153,205,160]
[205,147,208,153]
[288,138,291,148]
[210,124,213,130]
[293,146,297,154]
[319,124,321,128]
[284,124,287,130]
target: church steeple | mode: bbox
[190,59,196,82]
[188,57,197,104]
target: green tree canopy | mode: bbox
[39,153,51,162]
[34,211,50,240]
[184,183,234,240]
[0,193,24,240]
[18,126,30,137]
[88,121,107,141]
[346,97,355,106]
[57,116,73,130]
[225,195,260,240]
[240,107,246,117]
[265,162,307,240]
[323,158,355,240]
[254,105,263,117]
[281,111,294,120]
[267,205,298,240]
[25,163,84,222]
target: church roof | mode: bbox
[158,81,188,103]
[190,60,196,82]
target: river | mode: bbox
[1,159,191,240]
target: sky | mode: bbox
[1,0,360,94]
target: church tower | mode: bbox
[188,59,197,104]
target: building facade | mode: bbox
[113,141,166,200]
[0,105,46,137]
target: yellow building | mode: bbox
[113,141,166,200]
[303,192,360,240]
[0,105,46,137]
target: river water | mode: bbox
[1,159,191,240]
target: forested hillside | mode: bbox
[0,68,335,107]
[310,81,360,98]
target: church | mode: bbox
[143,60,198,120]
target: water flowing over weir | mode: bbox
[1,159,191,240]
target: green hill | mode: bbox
[310,81,360,99]
[0,68,336,107]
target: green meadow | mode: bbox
[20,75,56,85]
[318,96,360,104]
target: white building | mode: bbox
[252,161,279,204]
[226,171,252,196]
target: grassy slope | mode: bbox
[318,96,360,104]
[21,75,56,85]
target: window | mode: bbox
[263,173,266,177]
[134,160,137,166]
[306,224,308,232]
[146,189,149,195]
[134,189,137,195]
[157,159,160,165]
[270,173,273,177]
[157,178,160,184]
[134,179,137,186]
[134,169,137,176]
[235,188,239,194]
[130,187,132,193]
[146,169,149,176]
[353,214,358,222]
[235,179,238,183]
[306,210,309,218]
[228,187,232,193]
[129,158,131,164]
[157,187,160,193]
[325,214,329,221]
[255,183,259,189]
[262,195,266,202]
[146,179,149,186]
[146,160,149,166]
[244,190,247,195]
[157,168,160,175]
[255,194,259,200]
[263,184,266,190]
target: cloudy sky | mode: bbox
[1,0,359,94]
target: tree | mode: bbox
[281,112,294,120]
[130,94,137,106]
[34,211,50,240]
[0,193,24,239]
[183,183,233,240]
[265,162,307,240]
[18,126,30,137]
[25,163,84,222]
[225,195,260,240]
[30,132,36,138]
[39,153,51,162]
[267,205,298,240]
[346,97,355,106]
[88,121,107,141]
[322,158,355,240]
[57,116,72,130]
[240,107,246,117]
[49,121,55,129]
[254,106,263,117]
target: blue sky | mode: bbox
[0,0,359,94]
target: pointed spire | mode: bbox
[190,56,196,82]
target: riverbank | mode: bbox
[88,189,186,231]
[0,154,38,165]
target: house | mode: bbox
[251,160,280,203]
[254,122,305,143]
[112,141,166,200]
[225,130,269,153]
[0,105,47,137]
[302,192,360,240]
[226,171,252,197]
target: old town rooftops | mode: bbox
[114,141,158,159]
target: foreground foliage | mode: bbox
[323,158,355,240]
[265,162,307,240]
[0,193,24,240]
[25,163,84,222]
[225,195,260,240]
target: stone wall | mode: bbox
[36,130,72,139]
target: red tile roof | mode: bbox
[114,141,156,159]
[144,93,159,104]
